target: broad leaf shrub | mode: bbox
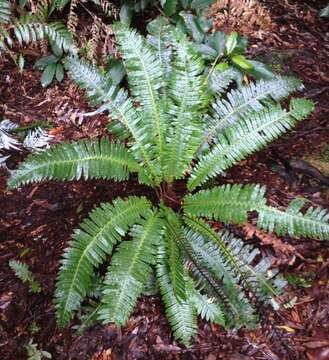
[8,17,329,346]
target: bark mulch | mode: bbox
[1,0,329,359]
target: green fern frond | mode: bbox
[13,22,77,54]
[8,138,140,189]
[114,24,167,173]
[0,0,11,24]
[188,99,314,190]
[183,226,258,327]
[55,196,151,327]
[289,97,315,119]
[9,260,41,293]
[208,68,240,95]
[184,218,278,296]
[99,95,161,185]
[205,76,302,140]
[161,211,232,316]
[184,217,281,324]
[258,198,329,240]
[184,184,266,224]
[106,99,162,183]
[163,31,207,182]
[146,17,174,80]
[156,246,197,346]
[66,57,115,105]
[65,57,133,140]
[162,207,187,302]
[66,56,161,184]
[98,211,163,325]
[189,285,226,326]
[182,239,235,317]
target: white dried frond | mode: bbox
[0,128,21,150]
[0,154,10,167]
[0,119,19,131]
[23,127,53,151]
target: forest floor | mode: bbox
[1,0,329,359]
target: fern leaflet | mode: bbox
[0,0,11,24]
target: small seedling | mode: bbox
[25,339,52,360]
[9,260,42,293]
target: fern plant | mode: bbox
[0,18,76,55]
[25,339,51,360]
[9,260,42,293]
[0,0,76,68]
[49,0,118,64]
[8,17,329,346]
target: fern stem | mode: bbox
[11,122,52,133]
[205,53,222,85]
[80,303,102,329]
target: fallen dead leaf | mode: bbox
[276,325,296,333]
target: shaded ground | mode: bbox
[1,0,329,359]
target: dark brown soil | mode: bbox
[1,1,329,359]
